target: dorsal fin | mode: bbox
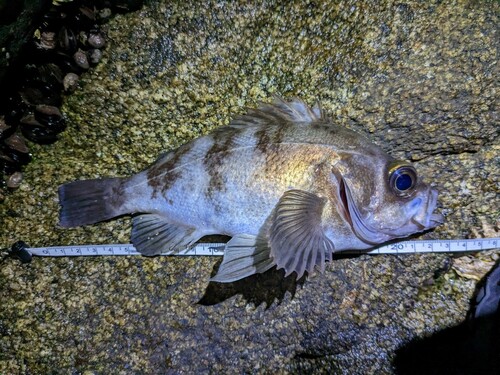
[230,96,324,128]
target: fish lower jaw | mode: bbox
[430,212,445,226]
[409,211,444,231]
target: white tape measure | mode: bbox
[20,237,499,259]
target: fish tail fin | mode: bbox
[58,177,129,228]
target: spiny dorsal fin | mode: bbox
[230,96,323,128]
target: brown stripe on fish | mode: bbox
[255,121,289,155]
[110,178,129,211]
[146,142,194,199]
[260,122,290,175]
[203,126,243,198]
[254,126,271,154]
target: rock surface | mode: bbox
[0,1,498,373]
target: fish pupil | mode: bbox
[396,173,413,191]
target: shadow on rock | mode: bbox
[394,260,500,375]
[394,314,499,375]
[198,263,306,307]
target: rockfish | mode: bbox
[59,97,443,282]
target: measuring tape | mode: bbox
[5,238,499,263]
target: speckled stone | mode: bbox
[0,1,498,374]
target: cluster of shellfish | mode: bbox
[0,0,143,201]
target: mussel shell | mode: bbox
[34,104,66,132]
[79,6,96,21]
[67,6,98,30]
[58,26,78,54]
[20,114,60,144]
[4,134,29,153]
[34,63,64,87]
[2,134,31,165]
[0,152,19,175]
[52,51,85,74]
[20,121,60,144]
[19,87,62,108]
[4,93,30,125]
[20,63,64,105]
[20,114,39,126]
[0,117,15,141]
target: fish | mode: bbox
[58,97,444,282]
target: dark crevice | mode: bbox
[412,148,480,162]
[294,352,328,360]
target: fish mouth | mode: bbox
[411,188,444,230]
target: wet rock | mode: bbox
[0,1,497,374]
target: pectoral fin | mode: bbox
[131,214,200,255]
[211,234,274,283]
[269,190,334,279]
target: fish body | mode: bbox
[59,98,443,282]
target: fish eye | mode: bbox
[389,164,417,197]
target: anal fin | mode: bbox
[211,234,274,283]
[131,214,200,256]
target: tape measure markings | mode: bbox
[26,238,499,258]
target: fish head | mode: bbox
[332,153,444,245]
